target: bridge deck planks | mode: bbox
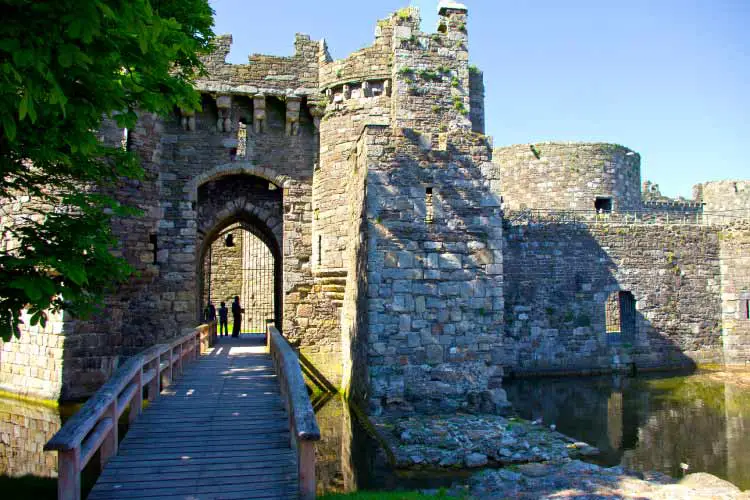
[87,336,297,500]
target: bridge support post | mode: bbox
[298,440,316,500]
[57,447,81,500]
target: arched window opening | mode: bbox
[606,291,636,343]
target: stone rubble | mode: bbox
[372,414,599,469]
[457,460,750,500]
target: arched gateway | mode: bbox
[196,173,283,333]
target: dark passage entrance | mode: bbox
[201,222,279,333]
[606,291,636,342]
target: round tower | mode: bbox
[493,142,641,212]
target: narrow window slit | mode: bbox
[425,186,434,224]
[149,233,158,265]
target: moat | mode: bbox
[2,369,748,497]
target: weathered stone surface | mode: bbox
[372,414,598,469]
[464,460,750,500]
[0,4,748,408]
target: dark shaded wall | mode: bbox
[502,222,724,373]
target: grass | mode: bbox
[319,491,461,500]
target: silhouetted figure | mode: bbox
[218,301,229,337]
[205,302,216,322]
[231,295,243,338]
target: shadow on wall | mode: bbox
[502,221,724,375]
[361,126,507,415]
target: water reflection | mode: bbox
[505,371,750,490]
[314,394,467,495]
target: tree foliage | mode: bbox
[0,0,214,340]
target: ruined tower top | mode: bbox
[438,0,468,15]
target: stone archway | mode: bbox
[195,174,284,332]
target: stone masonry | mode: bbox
[1,2,749,412]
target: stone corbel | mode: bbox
[253,95,266,134]
[179,108,196,131]
[285,96,301,136]
[343,84,351,99]
[325,88,333,104]
[384,79,392,97]
[362,81,371,97]
[215,95,232,132]
[308,102,326,131]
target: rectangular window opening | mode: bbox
[425,186,434,224]
[595,197,613,213]
[149,233,158,265]
[318,235,322,266]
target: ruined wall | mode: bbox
[699,180,750,214]
[494,143,642,212]
[469,69,485,134]
[0,397,60,478]
[719,221,750,364]
[502,222,724,373]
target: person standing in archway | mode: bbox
[218,302,229,337]
[231,295,243,338]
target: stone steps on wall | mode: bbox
[314,269,347,307]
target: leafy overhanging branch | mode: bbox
[0,0,215,340]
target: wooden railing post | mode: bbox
[57,447,80,500]
[99,401,118,468]
[148,357,160,402]
[298,440,316,500]
[176,343,183,377]
[166,349,174,387]
[130,367,143,424]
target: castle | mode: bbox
[2,2,749,415]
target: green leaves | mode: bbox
[0,0,215,340]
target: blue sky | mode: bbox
[209,0,749,198]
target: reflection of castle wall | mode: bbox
[724,383,750,487]
[0,397,60,477]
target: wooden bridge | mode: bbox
[45,325,320,500]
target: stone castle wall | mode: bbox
[0,397,60,478]
[205,227,244,308]
[719,221,750,364]
[3,2,750,406]
[502,222,724,373]
[698,181,750,225]
[494,143,642,212]
[0,311,64,401]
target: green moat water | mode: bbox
[1,370,749,497]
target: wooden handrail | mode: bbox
[44,322,216,500]
[266,325,321,500]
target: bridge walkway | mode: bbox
[87,336,298,500]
